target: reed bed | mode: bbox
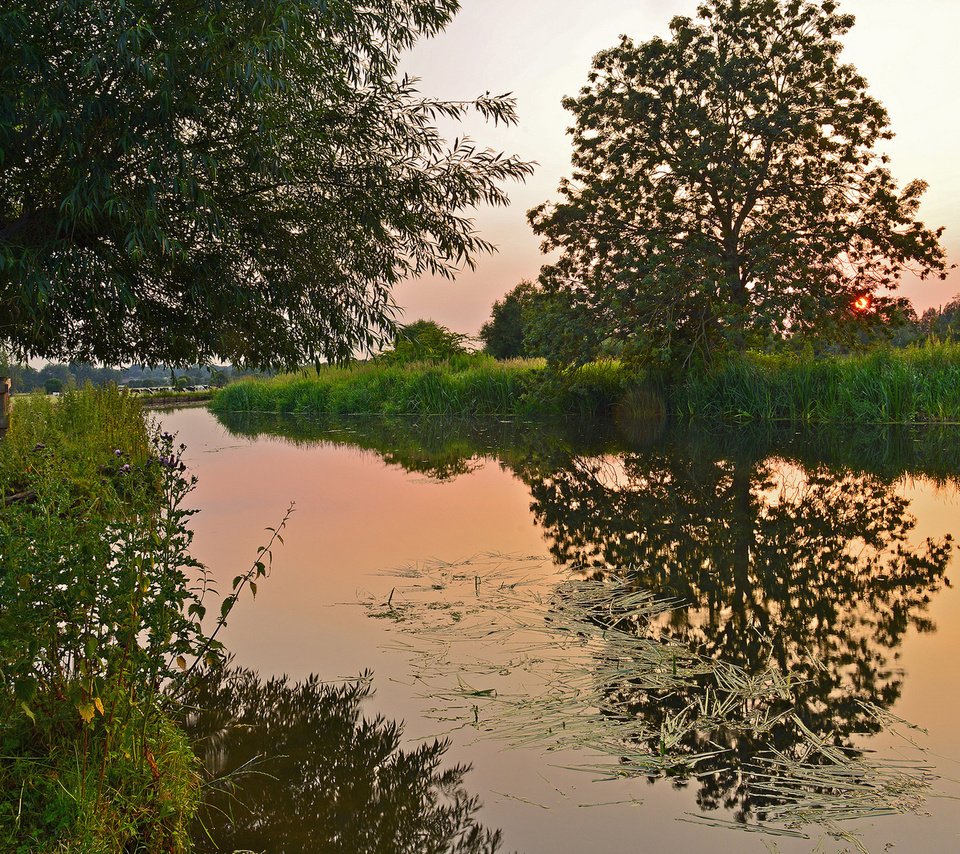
[211,357,634,418]
[680,342,960,423]
[363,554,939,844]
[213,343,960,423]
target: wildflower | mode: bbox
[121,464,132,474]
[114,449,123,457]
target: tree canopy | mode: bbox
[0,0,532,368]
[478,280,535,359]
[379,318,469,363]
[529,0,949,371]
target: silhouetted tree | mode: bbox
[529,0,948,371]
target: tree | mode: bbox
[0,1,532,368]
[479,281,535,359]
[919,293,960,341]
[379,319,470,364]
[529,0,949,372]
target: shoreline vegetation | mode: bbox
[211,341,960,425]
[0,388,505,853]
[0,388,203,852]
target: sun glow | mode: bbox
[853,295,872,313]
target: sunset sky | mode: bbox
[396,0,960,337]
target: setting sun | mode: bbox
[853,295,873,313]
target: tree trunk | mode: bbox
[0,376,10,436]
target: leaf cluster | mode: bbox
[0,0,532,368]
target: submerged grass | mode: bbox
[363,554,941,845]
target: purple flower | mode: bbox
[114,449,123,457]
[121,464,131,474]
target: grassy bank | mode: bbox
[681,342,960,423]
[0,389,204,852]
[211,356,633,418]
[212,343,960,425]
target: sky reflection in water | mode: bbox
[164,408,960,853]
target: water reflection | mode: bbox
[212,412,957,833]
[186,667,503,853]
[511,436,952,821]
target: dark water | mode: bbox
[162,408,960,853]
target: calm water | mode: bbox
[162,407,960,853]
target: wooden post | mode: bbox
[0,376,10,435]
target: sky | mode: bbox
[395,0,960,337]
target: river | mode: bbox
[161,406,960,853]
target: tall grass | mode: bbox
[679,341,960,423]
[212,356,639,418]
[0,387,205,852]
[213,342,960,424]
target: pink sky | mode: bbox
[396,0,960,337]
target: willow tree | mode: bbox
[529,0,949,370]
[0,1,532,368]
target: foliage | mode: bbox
[529,0,949,372]
[0,693,200,854]
[215,340,960,424]
[0,387,269,851]
[211,357,635,418]
[379,319,472,364]
[0,389,202,850]
[0,0,532,368]
[186,666,503,854]
[918,293,960,341]
[479,281,536,359]
[680,341,960,423]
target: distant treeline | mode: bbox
[0,362,261,394]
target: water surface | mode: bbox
[163,408,960,853]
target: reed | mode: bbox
[213,343,960,424]
[679,341,960,423]
[211,356,638,418]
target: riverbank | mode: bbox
[211,356,632,418]
[212,343,960,424]
[0,388,202,852]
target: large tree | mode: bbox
[0,0,532,368]
[529,0,949,371]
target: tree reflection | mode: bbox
[185,667,503,853]
[210,411,958,826]
[511,435,953,821]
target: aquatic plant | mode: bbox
[361,538,945,847]
[680,342,960,423]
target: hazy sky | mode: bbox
[396,0,960,336]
